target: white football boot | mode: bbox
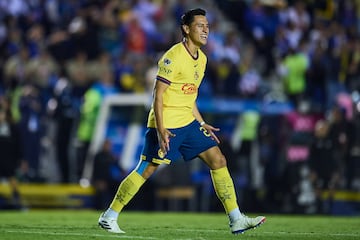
[98,212,125,233]
[230,214,266,234]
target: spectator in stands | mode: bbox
[117,54,150,93]
[286,0,310,32]
[4,27,22,57]
[259,114,284,213]
[348,110,360,190]
[239,43,262,99]
[68,6,101,60]
[346,38,360,92]
[325,21,349,103]
[25,47,59,110]
[65,50,92,97]
[89,51,113,83]
[3,45,30,89]
[328,105,356,189]
[97,0,123,57]
[18,84,43,181]
[306,41,328,112]
[235,110,261,188]
[26,23,46,58]
[234,110,262,212]
[52,69,78,183]
[277,42,309,108]
[214,57,240,97]
[281,100,321,213]
[92,139,126,210]
[76,68,118,181]
[2,45,30,125]
[309,119,340,214]
[0,96,25,208]
[25,47,59,90]
[243,0,281,76]
[123,17,147,55]
[337,0,358,31]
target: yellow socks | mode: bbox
[109,166,238,215]
[110,171,146,212]
[210,167,238,214]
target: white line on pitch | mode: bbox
[262,231,360,237]
[5,230,159,239]
[174,228,360,237]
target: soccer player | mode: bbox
[98,8,266,234]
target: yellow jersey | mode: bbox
[147,42,207,128]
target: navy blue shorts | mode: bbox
[140,120,218,164]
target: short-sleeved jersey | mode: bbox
[147,42,207,128]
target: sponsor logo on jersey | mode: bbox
[159,66,172,75]
[181,83,197,94]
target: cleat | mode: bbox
[98,212,125,233]
[230,214,266,234]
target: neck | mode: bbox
[183,38,199,58]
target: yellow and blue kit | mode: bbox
[141,42,217,165]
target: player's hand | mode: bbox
[203,123,220,144]
[157,128,176,155]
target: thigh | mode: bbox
[198,145,227,170]
[179,121,218,161]
[134,160,160,179]
[141,128,182,165]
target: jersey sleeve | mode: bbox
[156,50,179,85]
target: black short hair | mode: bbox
[180,8,206,36]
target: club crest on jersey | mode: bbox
[164,58,171,65]
[194,71,199,81]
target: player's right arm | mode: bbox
[153,80,175,155]
[193,103,220,144]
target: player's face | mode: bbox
[188,15,209,47]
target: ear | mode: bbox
[182,24,190,35]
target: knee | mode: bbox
[209,153,227,170]
[141,167,156,179]
[135,161,158,179]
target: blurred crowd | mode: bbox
[0,0,360,213]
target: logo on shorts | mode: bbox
[158,149,165,159]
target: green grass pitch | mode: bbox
[0,210,359,240]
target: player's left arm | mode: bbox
[193,103,220,143]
